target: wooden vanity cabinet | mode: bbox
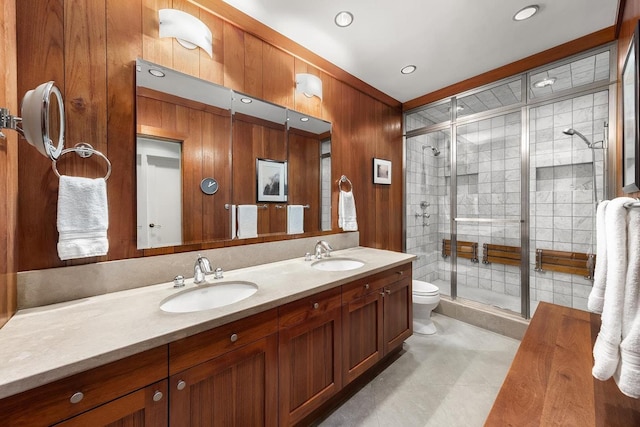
[168,308,279,427]
[278,287,343,426]
[0,347,168,427]
[341,263,412,385]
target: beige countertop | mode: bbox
[0,247,414,400]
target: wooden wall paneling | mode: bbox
[354,92,376,248]
[106,0,143,260]
[202,112,231,241]
[179,106,204,242]
[262,43,294,109]
[142,0,172,66]
[374,100,391,250]
[617,0,640,198]
[169,0,200,77]
[198,7,224,85]
[192,0,401,109]
[17,0,65,271]
[244,33,264,98]
[387,104,403,251]
[223,21,245,92]
[0,0,18,328]
[288,131,321,233]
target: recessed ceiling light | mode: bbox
[401,65,417,75]
[513,5,539,21]
[300,117,309,122]
[240,98,253,104]
[533,77,556,88]
[148,68,165,77]
[335,11,353,27]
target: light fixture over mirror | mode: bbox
[159,8,213,57]
[295,73,323,100]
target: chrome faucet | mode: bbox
[314,240,333,259]
[194,254,213,284]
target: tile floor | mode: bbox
[318,313,521,427]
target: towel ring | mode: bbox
[337,175,353,192]
[52,142,112,180]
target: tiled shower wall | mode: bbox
[405,125,450,286]
[528,90,608,310]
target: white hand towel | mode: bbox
[339,190,358,231]
[230,204,237,239]
[589,200,609,313]
[592,197,634,381]
[237,205,258,239]
[616,208,640,398]
[287,205,304,234]
[57,175,109,260]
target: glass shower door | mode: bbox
[405,128,451,296]
[454,112,522,313]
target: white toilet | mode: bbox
[412,280,441,335]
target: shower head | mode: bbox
[423,145,440,156]
[563,128,592,147]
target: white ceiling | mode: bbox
[221,0,618,103]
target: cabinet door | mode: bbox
[54,380,168,427]
[342,290,384,385]
[170,335,278,427]
[383,276,413,355]
[279,306,342,426]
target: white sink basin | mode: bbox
[160,281,258,313]
[311,258,365,272]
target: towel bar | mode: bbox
[52,142,112,180]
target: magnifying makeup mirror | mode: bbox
[0,81,65,160]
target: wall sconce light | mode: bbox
[295,73,323,100]
[159,9,213,57]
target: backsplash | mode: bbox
[17,232,359,309]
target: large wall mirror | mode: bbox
[135,59,332,249]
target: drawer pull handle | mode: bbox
[177,380,186,391]
[153,391,163,402]
[380,291,385,297]
[364,284,370,290]
[385,289,391,294]
[397,271,404,275]
[313,302,319,309]
[230,333,238,343]
[70,392,84,404]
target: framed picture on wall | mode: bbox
[622,20,640,193]
[256,158,288,202]
[373,158,392,185]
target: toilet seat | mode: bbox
[413,280,439,296]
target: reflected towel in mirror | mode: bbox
[57,175,109,260]
[287,205,304,234]
[237,205,258,239]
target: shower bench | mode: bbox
[485,302,640,426]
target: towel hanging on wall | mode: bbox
[57,176,109,260]
[237,204,258,239]
[339,189,358,231]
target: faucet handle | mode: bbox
[197,254,213,273]
[214,267,224,279]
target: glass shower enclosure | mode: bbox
[405,46,615,318]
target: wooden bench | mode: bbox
[482,243,520,266]
[442,239,478,262]
[485,302,640,426]
[535,248,596,279]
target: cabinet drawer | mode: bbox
[169,308,278,375]
[342,263,411,303]
[278,287,342,329]
[0,346,168,427]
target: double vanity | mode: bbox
[0,246,414,426]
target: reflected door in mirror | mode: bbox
[137,137,182,248]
